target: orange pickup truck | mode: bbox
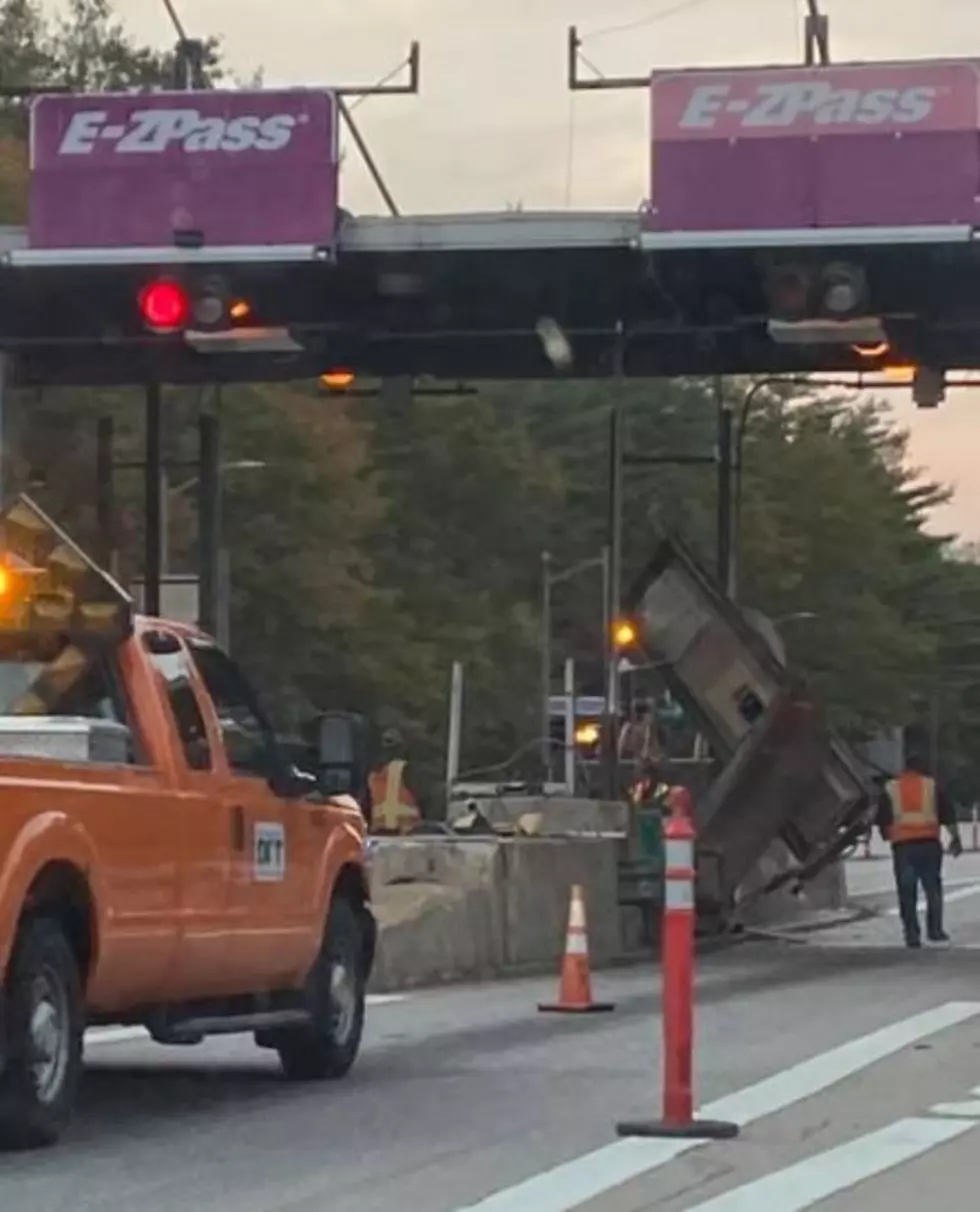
[0,496,375,1149]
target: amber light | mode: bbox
[320,369,355,391]
[612,619,638,649]
[575,722,601,746]
[229,298,252,321]
[852,341,890,359]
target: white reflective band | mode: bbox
[568,896,587,930]
[665,879,695,910]
[665,839,695,869]
[566,932,588,956]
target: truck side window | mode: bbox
[186,641,275,779]
[142,637,212,772]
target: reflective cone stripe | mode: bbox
[565,885,589,956]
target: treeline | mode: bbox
[1,2,979,807]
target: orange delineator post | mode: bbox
[538,884,615,1015]
[616,786,739,1141]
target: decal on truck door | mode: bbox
[253,822,286,882]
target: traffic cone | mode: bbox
[538,884,616,1014]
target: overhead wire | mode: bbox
[348,56,413,112]
[584,0,721,43]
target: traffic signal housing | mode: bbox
[136,274,255,335]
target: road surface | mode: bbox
[4,858,980,1212]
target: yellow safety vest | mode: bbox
[885,772,939,844]
[368,759,421,834]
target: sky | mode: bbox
[73,0,980,539]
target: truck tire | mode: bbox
[276,897,366,1082]
[0,917,84,1149]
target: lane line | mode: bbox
[886,882,980,917]
[929,1100,980,1118]
[452,1001,980,1212]
[677,1116,976,1212]
[852,875,980,898]
[85,993,407,1048]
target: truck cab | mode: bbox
[0,495,375,1149]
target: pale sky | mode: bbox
[82,0,980,538]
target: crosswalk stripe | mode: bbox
[678,1115,976,1212]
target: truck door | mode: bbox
[184,639,315,988]
[141,629,242,1001]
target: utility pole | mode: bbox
[602,323,627,800]
[541,549,553,779]
[804,1,830,66]
[715,378,735,597]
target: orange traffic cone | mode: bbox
[538,884,616,1014]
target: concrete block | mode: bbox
[500,837,622,968]
[366,835,624,991]
[367,837,506,993]
[447,795,628,836]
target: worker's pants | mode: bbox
[892,838,944,943]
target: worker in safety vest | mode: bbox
[368,728,422,835]
[875,751,963,948]
[619,701,662,804]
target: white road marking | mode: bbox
[854,875,980,898]
[929,1100,980,1118]
[451,1001,980,1212]
[84,993,407,1048]
[885,882,980,916]
[677,1116,976,1212]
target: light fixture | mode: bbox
[768,317,887,347]
[320,369,355,391]
[819,262,868,318]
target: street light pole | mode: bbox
[541,549,553,779]
[715,377,735,598]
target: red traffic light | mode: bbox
[138,279,190,332]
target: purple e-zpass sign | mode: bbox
[28,89,339,250]
[646,60,980,232]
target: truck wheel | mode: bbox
[276,898,365,1082]
[0,917,84,1149]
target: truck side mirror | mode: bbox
[315,711,368,799]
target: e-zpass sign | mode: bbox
[56,108,305,155]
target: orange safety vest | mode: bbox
[368,759,421,834]
[885,772,940,844]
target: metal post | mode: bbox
[160,467,170,577]
[95,416,114,571]
[446,660,464,796]
[216,546,232,651]
[198,408,221,636]
[541,550,552,779]
[563,658,576,795]
[0,353,7,507]
[143,386,164,617]
[930,682,941,781]
[716,379,734,597]
[603,325,626,799]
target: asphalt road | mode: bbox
[4,861,980,1212]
